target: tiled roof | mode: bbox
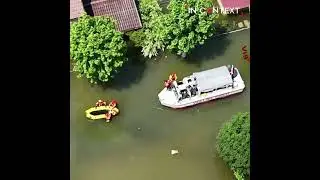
[70,0,85,20]
[89,0,142,32]
[219,0,250,9]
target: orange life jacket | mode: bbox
[109,101,116,108]
[105,113,111,120]
[172,73,177,81]
[164,80,170,87]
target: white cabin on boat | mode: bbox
[194,66,234,92]
[158,65,245,109]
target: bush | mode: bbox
[216,112,250,180]
[70,14,127,84]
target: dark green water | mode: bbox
[70,29,250,180]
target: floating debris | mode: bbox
[171,150,179,155]
[137,127,141,131]
[181,52,187,58]
[155,107,164,111]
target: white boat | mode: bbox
[158,65,245,109]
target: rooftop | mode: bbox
[70,0,85,20]
[217,0,250,9]
[85,0,142,32]
[193,66,233,92]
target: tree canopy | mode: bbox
[70,14,127,84]
[127,0,169,58]
[128,0,219,58]
[216,112,250,180]
[166,0,218,55]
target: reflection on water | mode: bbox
[71,30,250,180]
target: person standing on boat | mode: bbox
[169,73,177,81]
[230,65,235,88]
[230,65,234,76]
[164,80,170,88]
[172,73,177,81]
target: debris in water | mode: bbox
[156,107,164,111]
[181,52,187,58]
[137,127,141,131]
[171,150,179,155]
[165,56,167,58]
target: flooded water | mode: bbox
[70,29,250,180]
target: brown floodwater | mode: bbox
[70,29,250,180]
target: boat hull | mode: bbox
[160,88,244,109]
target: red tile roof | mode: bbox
[70,0,85,20]
[89,0,142,32]
[219,0,250,9]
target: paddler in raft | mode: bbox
[105,100,118,122]
[105,112,112,122]
[95,99,107,107]
[109,100,117,108]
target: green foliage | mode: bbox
[126,30,145,48]
[128,0,219,58]
[128,0,168,58]
[70,14,127,84]
[216,112,250,180]
[234,170,245,180]
[166,0,218,55]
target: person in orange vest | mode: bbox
[164,80,170,87]
[96,99,106,107]
[171,73,177,81]
[96,100,102,107]
[105,112,112,122]
[109,100,117,108]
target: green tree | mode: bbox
[166,0,218,56]
[70,14,127,84]
[216,112,250,180]
[127,0,169,58]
